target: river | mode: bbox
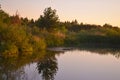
[0,48,120,80]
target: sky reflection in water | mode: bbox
[1,48,120,80]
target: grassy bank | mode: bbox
[64,27,120,47]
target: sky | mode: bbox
[0,0,120,26]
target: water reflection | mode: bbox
[78,48,120,59]
[0,48,120,80]
[0,57,26,80]
[0,51,58,80]
[37,52,58,80]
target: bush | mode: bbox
[0,22,33,56]
[32,36,46,51]
[45,32,65,47]
[0,43,18,57]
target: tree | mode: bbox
[0,4,1,10]
[28,19,35,27]
[10,11,21,25]
[21,17,29,25]
[103,23,112,28]
[0,9,10,24]
[37,7,59,31]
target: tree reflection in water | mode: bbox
[0,51,58,80]
[37,52,58,80]
[0,57,26,80]
[0,48,120,80]
[78,48,120,59]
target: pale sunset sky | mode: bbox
[0,0,120,26]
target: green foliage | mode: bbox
[1,7,120,57]
[43,32,65,47]
[65,27,120,47]
[36,7,59,31]
[1,43,18,57]
[0,22,32,55]
[0,9,10,24]
[32,36,46,51]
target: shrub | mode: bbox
[0,43,18,57]
[32,36,46,51]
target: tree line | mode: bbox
[0,7,120,57]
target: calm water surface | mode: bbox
[1,48,120,80]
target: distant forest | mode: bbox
[0,6,120,57]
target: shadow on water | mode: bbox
[0,47,120,80]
